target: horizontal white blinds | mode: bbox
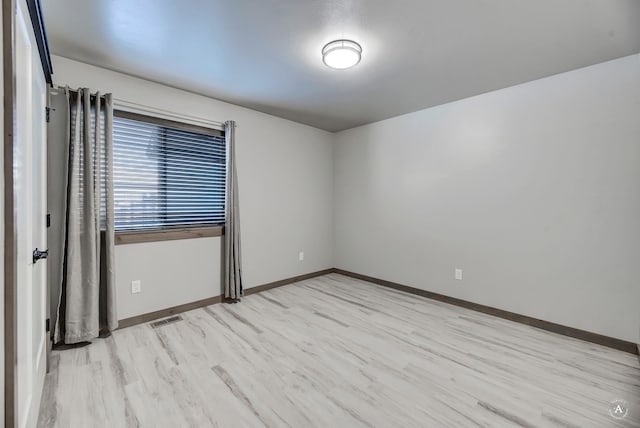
[113,113,226,231]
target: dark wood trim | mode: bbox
[117,296,223,329]
[333,269,639,355]
[114,109,224,137]
[117,269,333,330]
[115,226,224,245]
[25,0,52,84]
[3,0,17,425]
[244,269,335,296]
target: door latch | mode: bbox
[33,248,49,264]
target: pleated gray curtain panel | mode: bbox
[224,120,243,300]
[54,88,117,344]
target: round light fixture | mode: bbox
[322,39,362,70]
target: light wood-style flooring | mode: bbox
[38,273,640,427]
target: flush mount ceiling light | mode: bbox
[322,39,362,70]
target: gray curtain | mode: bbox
[224,120,243,299]
[54,88,117,344]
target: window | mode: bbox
[113,111,226,233]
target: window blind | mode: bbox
[113,111,226,231]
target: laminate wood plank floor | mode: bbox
[38,274,640,427]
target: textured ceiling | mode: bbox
[43,0,640,132]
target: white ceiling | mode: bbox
[42,0,640,132]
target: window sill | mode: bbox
[115,226,224,245]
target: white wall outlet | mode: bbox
[298,251,304,261]
[455,269,463,280]
[131,280,142,294]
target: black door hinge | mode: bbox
[46,318,50,333]
[45,106,50,123]
[46,213,51,228]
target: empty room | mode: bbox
[2,0,640,427]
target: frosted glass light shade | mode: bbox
[322,40,362,69]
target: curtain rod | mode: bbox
[51,85,230,130]
[114,98,226,129]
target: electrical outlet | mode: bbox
[131,280,142,294]
[298,251,304,261]
[455,269,463,280]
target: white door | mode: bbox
[15,1,48,427]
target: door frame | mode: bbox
[4,0,52,425]
[3,0,18,426]
[24,0,51,85]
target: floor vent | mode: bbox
[150,315,183,328]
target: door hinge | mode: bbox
[46,318,50,333]
[46,213,51,228]
[45,106,50,123]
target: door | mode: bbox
[15,1,48,427]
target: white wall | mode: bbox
[114,238,221,318]
[334,55,640,343]
[50,54,640,344]
[50,55,334,320]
